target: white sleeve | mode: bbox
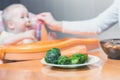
[62,0,118,35]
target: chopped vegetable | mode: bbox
[45,48,88,65]
[45,48,61,64]
[58,56,71,65]
[71,53,88,64]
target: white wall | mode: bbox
[20,0,120,40]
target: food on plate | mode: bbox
[44,48,88,65]
[61,45,88,57]
[70,53,88,64]
[45,48,61,64]
[58,56,71,65]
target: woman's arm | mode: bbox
[62,0,119,36]
[37,0,119,36]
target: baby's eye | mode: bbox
[21,16,25,19]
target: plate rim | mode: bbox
[40,55,100,68]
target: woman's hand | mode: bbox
[37,12,62,32]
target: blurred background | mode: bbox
[1,0,120,40]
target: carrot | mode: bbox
[61,45,88,57]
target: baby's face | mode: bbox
[10,7,30,33]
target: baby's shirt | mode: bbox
[0,31,14,44]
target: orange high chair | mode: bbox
[0,24,99,62]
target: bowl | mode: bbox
[100,39,120,60]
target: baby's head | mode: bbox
[2,4,30,34]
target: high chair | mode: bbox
[0,24,99,62]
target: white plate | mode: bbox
[40,55,100,68]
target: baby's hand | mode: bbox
[24,30,37,41]
[22,30,37,44]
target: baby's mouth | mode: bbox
[26,21,32,28]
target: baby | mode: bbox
[0,4,36,45]
[0,4,56,45]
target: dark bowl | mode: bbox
[100,39,120,60]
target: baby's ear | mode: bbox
[7,21,15,30]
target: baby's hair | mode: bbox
[2,4,27,29]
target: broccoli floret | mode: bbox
[78,54,88,63]
[70,54,80,64]
[45,48,61,64]
[58,56,71,65]
[71,53,88,64]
